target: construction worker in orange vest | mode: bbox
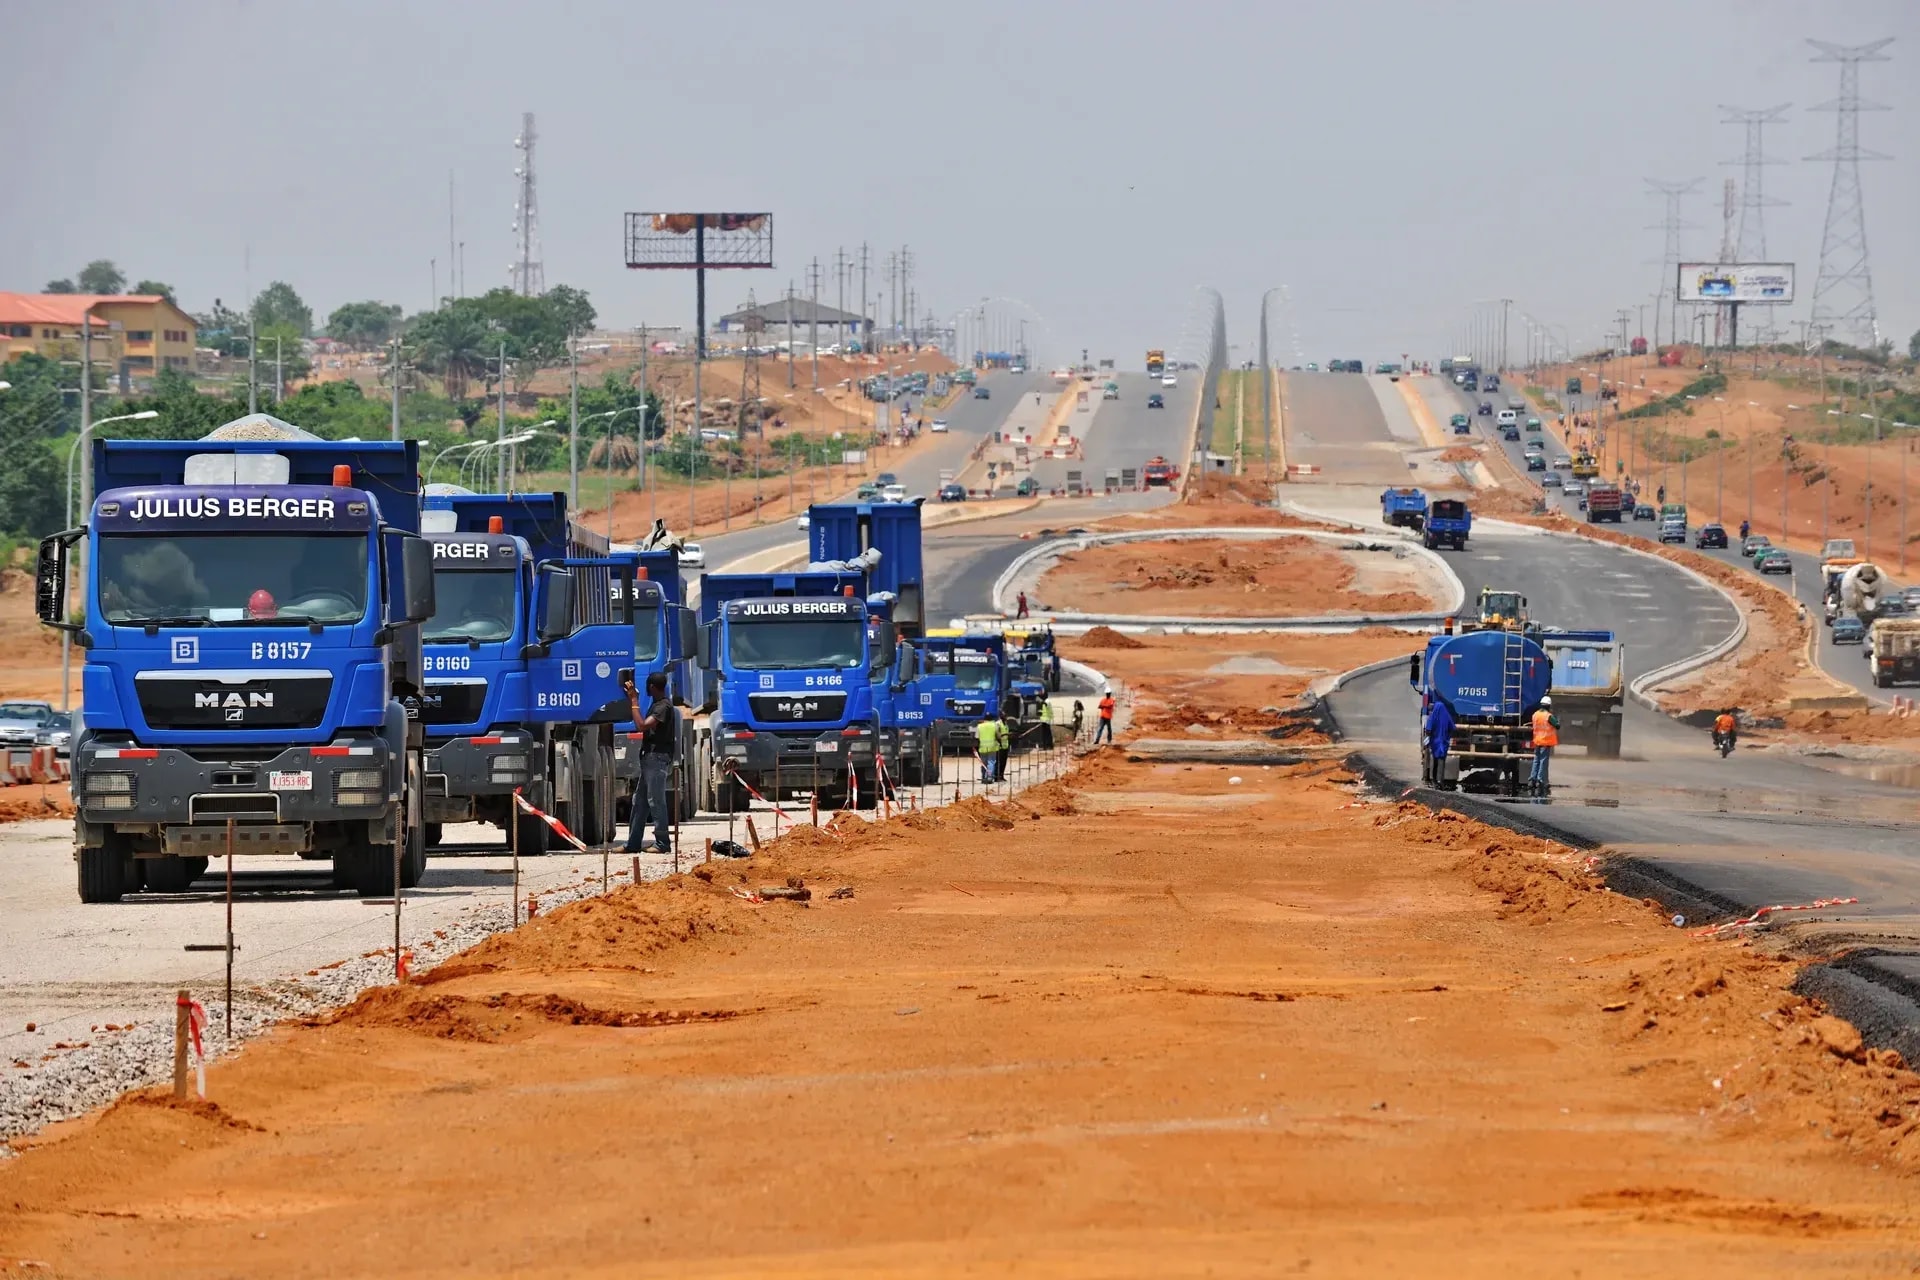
[1528,695,1559,794]
[1093,687,1116,744]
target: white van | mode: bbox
[1496,408,1518,427]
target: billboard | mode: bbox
[624,213,774,269]
[1675,262,1795,304]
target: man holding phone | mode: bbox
[622,671,676,857]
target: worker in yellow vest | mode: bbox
[1528,696,1560,794]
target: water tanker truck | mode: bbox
[1410,626,1552,796]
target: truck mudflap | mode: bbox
[73,739,396,854]
[424,733,543,822]
[715,723,876,790]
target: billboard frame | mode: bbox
[1674,262,1795,306]
[624,213,774,271]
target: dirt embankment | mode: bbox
[1038,536,1443,617]
[0,565,66,705]
[8,702,1920,1271]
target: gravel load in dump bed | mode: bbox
[198,413,322,441]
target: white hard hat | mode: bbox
[1103,685,1112,694]
[1538,695,1553,706]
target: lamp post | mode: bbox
[61,409,161,711]
[580,405,643,540]
[425,438,494,487]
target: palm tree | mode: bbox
[413,309,491,400]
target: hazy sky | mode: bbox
[5,0,1915,366]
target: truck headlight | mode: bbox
[336,790,383,808]
[335,769,383,790]
[85,772,134,795]
[492,754,527,771]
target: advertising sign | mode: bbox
[1675,263,1795,304]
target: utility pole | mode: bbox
[275,340,284,404]
[247,311,258,414]
[835,246,846,349]
[885,252,897,350]
[859,242,870,353]
[808,258,821,389]
[496,339,508,491]
[389,337,401,440]
[899,246,912,349]
[568,333,580,508]
[1500,298,1512,372]
[785,283,796,389]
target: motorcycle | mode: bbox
[1712,729,1736,758]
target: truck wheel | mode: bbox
[1592,718,1623,759]
[77,834,132,903]
[425,823,445,848]
[144,855,207,894]
[514,807,552,857]
[399,756,427,888]
[400,819,427,889]
[853,772,879,810]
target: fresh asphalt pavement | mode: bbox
[1309,373,1920,1032]
[1282,372,1415,485]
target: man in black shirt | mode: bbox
[622,671,676,857]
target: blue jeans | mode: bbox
[626,755,671,853]
[1092,718,1113,744]
[1528,746,1553,787]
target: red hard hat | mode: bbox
[247,589,277,617]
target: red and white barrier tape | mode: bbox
[722,764,813,830]
[511,788,590,853]
[178,993,208,1098]
[1693,896,1860,940]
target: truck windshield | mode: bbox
[98,534,367,626]
[727,620,863,671]
[630,606,661,662]
[424,570,516,644]
[951,662,998,691]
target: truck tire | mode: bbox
[1592,715,1624,760]
[339,834,397,898]
[425,823,445,849]
[852,771,879,810]
[144,855,207,894]
[514,807,552,857]
[78,834,131,904]
[400,755,427,889]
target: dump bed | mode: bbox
[1540,630,1623,695]
[434,490,608,562]
[95,437,422,533]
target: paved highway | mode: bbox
[1295,371,1920,1041]
[1433,374,1891,703]
[1281,372,1414,484]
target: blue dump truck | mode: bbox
[810,500,928,789]
[1538,629,1624,758]
[415,489,695,854]
[693,571,885,811]
[1423,499,1472,551]
[36,420,437,901]
[1409,625,1551,795]
[911,634,1007,759]
[1381,487,1429,531]
[1002,628,1062,747]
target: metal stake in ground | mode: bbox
[392,803,404,982]
[173,988,190,1099]
[512,787,522,925]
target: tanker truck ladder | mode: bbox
[1500,629,1527,721]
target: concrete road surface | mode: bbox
[1280,371,1418,485]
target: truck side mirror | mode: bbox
[35,529,85,632]
[536,565,575,642]
[673,606,697,662]
[399,535,437,625]
[1408,653,1421,685]
[695,621,714,670]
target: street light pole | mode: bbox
[62,409,160,711]
[568,334,580,509]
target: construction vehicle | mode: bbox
[1566,376,1582,395]
[1834,561,1886,622]
[1462,588,1535,636]
[1424,499,1470,550]
[39,420,437,902]
[1409,625,1552,795]
[912,633,1007,757]
[1381,487,1429,531]
[1868,619,1920,686]
[416,491,696,854]
[1142,456,1179,487]
[1570,451,1598,479]
[1145,350,1166,377]
[1584,483,1625,523]
[1539,629,1623,757]
[1822,538,1859,561]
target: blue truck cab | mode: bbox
[912,634,1007,755]
[1381,487,1429,531]
[1408,625,1550,795]
[1423,499,1471,551]
[416,489,694,853]
[695,572,890,812]
[36,420,437,901]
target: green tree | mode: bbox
[77,260,126,295]
[132,279,176,304]
[254,321,313,387]
[0,371,78,539]
[544,284,597,338]
[252,281,313,336]
[326,300,403,349]
[44,279,75,294]
[1908,330,1920,362]
[410,306,494,400]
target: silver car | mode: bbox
[0,700,55,749]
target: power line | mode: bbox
[1807,37,1892,349]
[1645,178,1700,350]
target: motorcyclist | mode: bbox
[1739,519,1751,541]
[1712,709,1738,753]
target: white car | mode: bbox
[1552,456,1573,471]
[929,419,949,433]
[796,513,810,531]
[1161,374,1178,387]
[1009,364,1025,374]
[677,542,705,569]
[881,483,907,503]
[1496,409,1518,427]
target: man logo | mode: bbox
[196,691,273,712]
[170,637,200,664]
